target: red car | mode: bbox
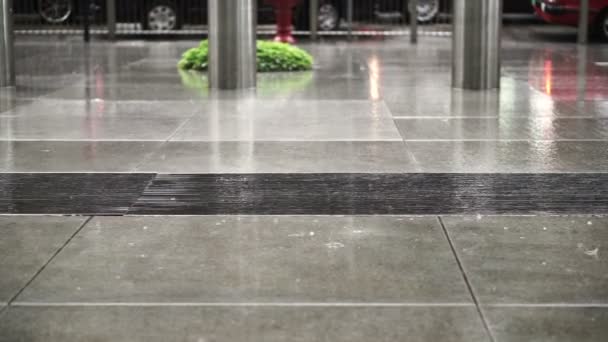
[533,0,608,40]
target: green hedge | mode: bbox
[178,40,313,72]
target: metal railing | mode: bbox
[11,0,453,40]
[9,0,597,44]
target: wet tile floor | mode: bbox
[1,28,608,341]
[0,215,607,341]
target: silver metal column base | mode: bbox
[0,0,15,87]
[452,0,502,90]
[208,0,257,90]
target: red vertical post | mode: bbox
[266,0,301,44]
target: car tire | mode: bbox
[297,1,341,31]
[38,0,73,24]
[415,0,440,24]
[596,9,608,42]
[143,0,182,31]
[317,1,340,31]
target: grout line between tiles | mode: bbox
[130,107,200,171]
[6,216,94,307]
[400,139,608,142]
[125,174,159,214]
[11,302,476,308]
[437,216,496,342]
[486,303,608,308]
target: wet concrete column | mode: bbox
[0,0,15,87]
[208,0,257,90]
[578,0,590,44]
[452,0,501,90]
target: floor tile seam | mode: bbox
[390,116,424,172]
[436,216,496,342]
[118,214,605,218]
[3,172,608,175]
[166,139,406,142]
[130,105,201,172]
[483,303,608,308]
[399,139,608,142]
[9,302,477,308]
[5,171,608,174]
[0,172,154,178]
[0,139,406,142]
[6,216,94,307]
[125,173,159,214]
[391,116,607,119]
[163,104,205,143]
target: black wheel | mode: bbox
[143,0,182,31]
[296,1,340,31]
[38,0,73,24]
[596,9,608,42]
[415,0,440,23]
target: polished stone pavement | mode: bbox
[1,215,607,341]
[1,27,608,341]
[1,32,608,174]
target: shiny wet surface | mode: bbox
[1,29,608,341]
[1,35,608,173]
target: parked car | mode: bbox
[15,0,536,32]
[532,0,608,40]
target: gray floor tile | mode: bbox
[0,99,32,115]
[442,216,608,304]
[0,141,162,172]
[45,85,209,101]
[406,141,608,173]
[0,101,197,141]
[562,101,608,117]
[0,306,489,342]
[136,141,415,173]
[383,82,563,118]
[485,307,608,342]
[396,118,608,141]
[0,216,88,303]
[44,74,375,101]
[16,216,471,303]
[171,100,401,141]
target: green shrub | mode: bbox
[178,40,313,72]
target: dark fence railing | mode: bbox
[12,0,455,39]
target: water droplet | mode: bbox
[585,247,599,258]
[325,242,345,249]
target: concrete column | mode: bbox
[0,0,15,87]
[452,0,501,90]
[578,0,589,44]
[106,0,117,40]
[309,0,318,40]
[409,0,418,44]
[208,0,257,90]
